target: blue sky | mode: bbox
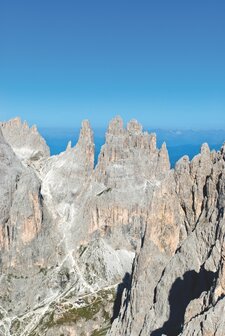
[0,0,225,129]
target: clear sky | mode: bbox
[0,0,225,129]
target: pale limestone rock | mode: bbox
[1,117,50,166]
[40,120,94,218]
[1,116,225,336]
[109,142,225,336]
[181,297,225,336]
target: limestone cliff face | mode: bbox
[95,116,170,186]
[0,116,225,336]
[87,117,171,251]
[0,127,44,253]
[1,117,50,165]
[40,120,94,218]
[0,127,57,325]
[109,142,225,336]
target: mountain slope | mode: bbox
[0,117,225,336]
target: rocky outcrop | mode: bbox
[0,126,57,331]
[1,117,50,167]
[87,117,171,251]
[109,142,225,336]
[0,127,44,252]
[95,116,170,186]
[0,116,225,336]
[40,120,94,218]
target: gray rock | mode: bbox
[1,117,50,166]
[109,142,225,336]
[1,116,225,336]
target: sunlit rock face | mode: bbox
[1,117,50,165]
[0,116,225,336]
[109,142,225,336]
[0,127,43,252]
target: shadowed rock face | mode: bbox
[151,269,217,336]
[0,117,225,336]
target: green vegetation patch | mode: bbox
[27,287,117,336]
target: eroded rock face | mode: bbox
[95,116,170,186]
[40,120,94,218]
[87,117,171,252]
[1,117,50,168]
[0,127,44,253]
[109,141,225,336]
[0,127,58,325]
[0,116,225,336]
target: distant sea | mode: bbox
[40,128,225,168]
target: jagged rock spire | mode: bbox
[2,116,225,336]
[127,119,143,134]
[75,119,95,173]
[66,140,72,151]
[158,142,170,172]
[1,117,50,163]
[200,142,210,155]
[95,116,170,186]
[107,116,124,136]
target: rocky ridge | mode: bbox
[1,117,50,166]
[0,117,224,336]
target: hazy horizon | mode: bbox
[2,115,225,132]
